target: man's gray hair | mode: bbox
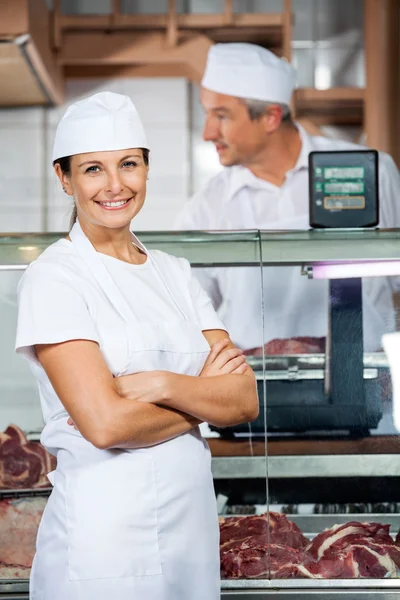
[241,98,292,122]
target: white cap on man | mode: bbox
[201,43,296,105]
[52,91,149,162]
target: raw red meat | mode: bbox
[220,513,309,579]
[0,497,47,568]
[244,337,326,356]
[221,543,307,579]
[304,522,400,579]
[0,425,54,489]
[220,513,308,554]
[220,516,400,580]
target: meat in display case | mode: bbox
[1,229,400,599]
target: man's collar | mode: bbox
[293,122,313,170]
[226,121,313,201]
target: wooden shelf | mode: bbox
[209,435,400,458]
[55,1,293,79]
[294,87,365,126]
[59,12,284,31]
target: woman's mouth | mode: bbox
[95,198,132,210]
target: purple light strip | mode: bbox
[312,261,400,280]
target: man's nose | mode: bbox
[202,117,219,142]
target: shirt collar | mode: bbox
[227,121,313,202]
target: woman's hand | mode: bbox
[67,416,78,430]
[66,372,170,430]
[200,339,247,377]
[115,371,170,403]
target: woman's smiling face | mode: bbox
[54,148,149,229]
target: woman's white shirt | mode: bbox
[15,238,225,430]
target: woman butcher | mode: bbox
[15,91,258,600]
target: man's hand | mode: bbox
[200,339,247,377]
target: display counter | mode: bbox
[1,229,400,599]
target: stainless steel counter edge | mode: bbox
[211,455,400,479]
[221,579,400,588]
[1,578,400,595]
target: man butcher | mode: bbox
[175,43,400,353]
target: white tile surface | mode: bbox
[0,122,44,232]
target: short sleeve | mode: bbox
[184,261,227,332]
[15,261,100,365]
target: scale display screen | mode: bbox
[309,150,379,228]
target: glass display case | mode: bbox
[1,228,400,599]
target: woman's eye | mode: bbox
[85,165,100,173]
[122,161,137,168]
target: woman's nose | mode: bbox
[105,172,124,196]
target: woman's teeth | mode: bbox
[99,199,129,207]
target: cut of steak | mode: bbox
[244,337,326,356]
[220,514,310,579]
[307,522,395,560]
[0,425,55,489]
[220,513,308,556]
[304,522,400,579]
[221,543,307,579]
[220,516,400,580]
[0,497,47,568]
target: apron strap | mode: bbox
[69,220,190,323]
[69,220,138,324]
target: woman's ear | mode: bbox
[54,163,73,196]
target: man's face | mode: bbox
[200,88,268,167]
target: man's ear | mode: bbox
[262,104,284,134]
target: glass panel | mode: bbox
[261,258,400,582]
[199,259,270,581]
[0,232,261,267]
[259,229,400,263]
[3,230,400,267]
